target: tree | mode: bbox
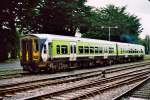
[81,5,142,43]
[0,0,38,61]
[24,0,91,36]
[0,0,19,61]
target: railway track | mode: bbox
[0,61,150,88]
[0,69,29,80]
[114,77,150,100]
[0,61,150,80]
[7,66,149,100]
[0,63,150,100]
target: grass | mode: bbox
[144,55,150,61]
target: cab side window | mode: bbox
[56,45,60,54]
[44,45,46,53]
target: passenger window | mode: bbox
[79,46,83,54]
[57,45,60,54]
[84,46,89,54]
[95,47,98,54]
[130,49,133,53]
[90,47,94,54]
[61,45,68,54]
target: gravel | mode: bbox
[87,81,142,100]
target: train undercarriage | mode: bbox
[21,56,144,73]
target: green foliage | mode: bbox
[81,5,142,43]
[23,0,91,36]
[0,0,19,60]
[0,0,90,60]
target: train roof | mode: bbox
[24,33,143,47]
[28,34,114,44]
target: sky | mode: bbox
[86,0,150,39]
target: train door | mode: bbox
[21,39,33,62]
[103,46,107,59]
[41,43,49,62]
[48,42,52,60]
[70,42,77,61]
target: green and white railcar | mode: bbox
[20,34,145,73]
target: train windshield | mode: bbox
[33,39,39,52]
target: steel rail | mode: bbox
[17,69,150,100]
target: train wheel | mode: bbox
[22,65,28,71]
[28,64,40,73]
[109,59,113,66]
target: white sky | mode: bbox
[86,0,150,39]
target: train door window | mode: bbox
[121,48,123,54]
[120,48,122,54]
[99,47,103,53]
[95,47,98,54]
[44,44,47,53]
[79,46,83,54]
[48,42,51,55]
[104,47,108,53]
[90,47,94,54]
[109,47,114,54]
[71,45,73,54]
[74,45,76,53]
[61,45,68,54]
[71,45,76,54]
[56,45,60,54]
[84,46,89,54]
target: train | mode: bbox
[19,34,145,73]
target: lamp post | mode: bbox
[101,26,118,41]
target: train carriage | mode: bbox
[20,34,145,73]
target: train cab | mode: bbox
[20,35,47,72]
